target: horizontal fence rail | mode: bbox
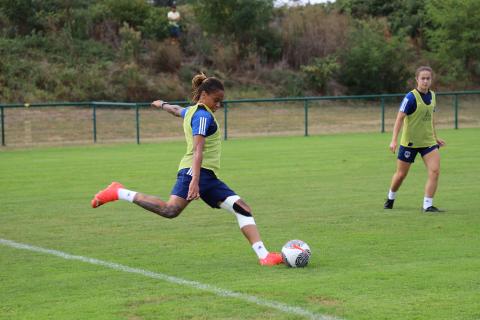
[1,91,479,147]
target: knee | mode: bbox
[233,201,252,217]
[396,171,408,180]
[429,167,440,178]
[159,205,182,219]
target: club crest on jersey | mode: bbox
[404,151,411,158]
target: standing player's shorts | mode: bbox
[398,145,439,163]
[171,168,236,208]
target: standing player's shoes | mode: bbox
[259,252,283,266]
[91,182,124,208]
[422,206,445,213]
[384,199,394,209]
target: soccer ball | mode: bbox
[281,240,312,268]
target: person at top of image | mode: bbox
[167,3,181,42]
[91,73,283,266]
[384,66,446,213]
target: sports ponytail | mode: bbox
[191,73,224,102]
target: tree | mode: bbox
[194,0,275,56]
[338,20,412,94]
[426,0,480,77]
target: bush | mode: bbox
[338,20,412,94]
[118,22,142,62]
[280,5,351,68]
[301,55,339,94]
[146,41,182,73]
[259,66,306,97]
[140,6,169,40]
[103,0,149,29]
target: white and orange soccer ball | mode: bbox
[281,240,312,268]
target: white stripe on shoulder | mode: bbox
[399,97,409,112]
[199,117,207,135]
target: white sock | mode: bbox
[252,241,269,260]
[423,197,433,209]
[388,190,396,200]
[118,188,137,202]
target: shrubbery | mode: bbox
[0,0,479,103]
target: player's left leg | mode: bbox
[421,147,444,212]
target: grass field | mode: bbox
[1,129,479,320]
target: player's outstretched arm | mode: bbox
[151,100,184,117]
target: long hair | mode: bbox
[191,73,224,103]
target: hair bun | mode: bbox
[192,73,207,89]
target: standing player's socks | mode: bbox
[423,197,433,210]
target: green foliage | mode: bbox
[425,0,480,79]
[301,55,340,93]
[146,41,182,73]
[336,0,401,17]
[139,6,170,40]
[194,0,275,56]
[259,67,306,97]
[102,0,150,29]
[255,27,283,63]
[118,22,142,62]
[336,0,427,41]
[0,0,38,35]
[280,5,351,68]
[338,20,412,94]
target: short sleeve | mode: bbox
[180,107,188,118]
[191,110,213,136]
[399,92,416,115]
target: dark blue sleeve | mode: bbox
[399,92,416,115]
[191,110,213,136]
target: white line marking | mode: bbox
[0,238,341,320]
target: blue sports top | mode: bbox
[180,105,218,137]
[399,89,434,115]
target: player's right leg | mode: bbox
[385,157,412,209]
[92,182,189,218]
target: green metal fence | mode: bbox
[1,91,479,147]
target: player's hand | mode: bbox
[389,141,397,154]
[187,181,200,201]
[437,138,446,147]
[151,100,164,109]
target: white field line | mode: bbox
[0,238,342,320]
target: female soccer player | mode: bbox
[384,66,446,213]
[91,73,283,266]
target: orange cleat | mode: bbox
[91,182,124,208]
[259,252,283,266]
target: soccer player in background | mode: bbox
[91,73,283,266]
[384,66,446,213]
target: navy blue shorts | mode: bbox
[398,145,439,163]
[171,168,236,208]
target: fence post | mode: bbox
[1,106,5,146]
[304,100,309,137]
[381,96,385,133]
[92,102,97,143]
[223,102,228,140]
[453,94,459,129]
[135,103,140,144]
